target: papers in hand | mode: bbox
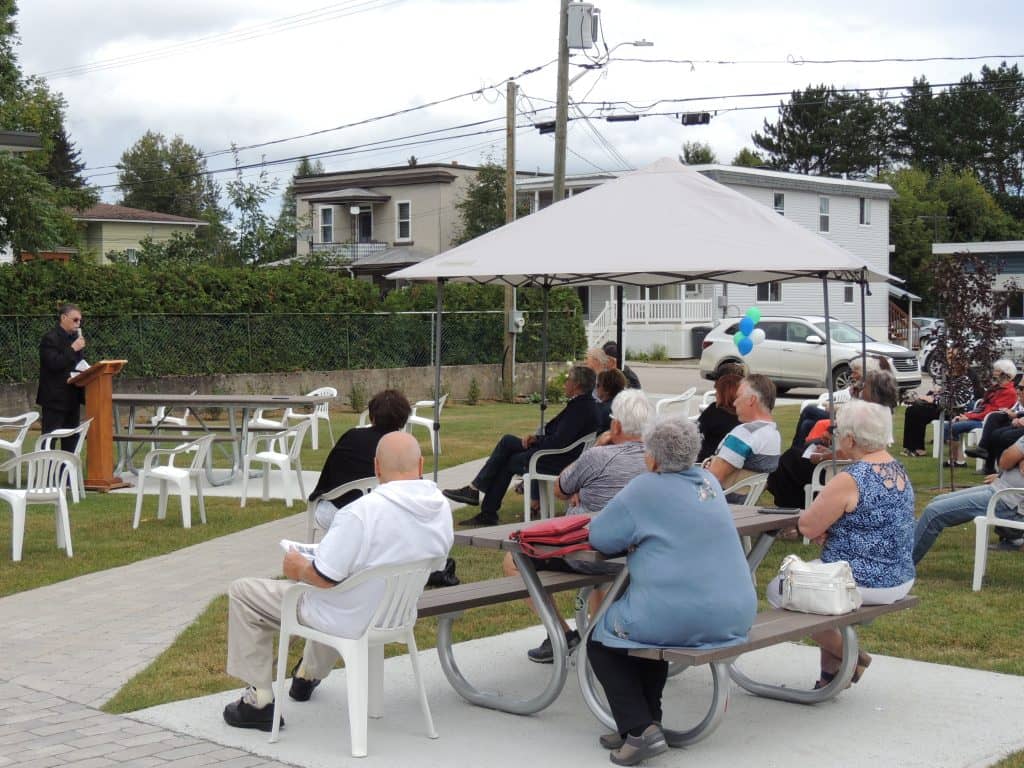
[69,360,90,379]
[280,539,318,561]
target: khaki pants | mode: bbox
[227,577,341,690]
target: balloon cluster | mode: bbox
[732,307,765,356]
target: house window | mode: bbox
[684,282,702,297]
[773,192,785,216]
[396,201,411,241]
[859,197,872,226]
[320,207,334,243]
[756,281,782,303]
[124,248,138,266]
[819,197,830,232]
[844,285,855,304]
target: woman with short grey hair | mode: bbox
[584,415,755,764]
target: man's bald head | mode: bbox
[375,431,424,482]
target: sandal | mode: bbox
[901,449,927,458]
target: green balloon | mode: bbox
[746,307,762,324]
[733,331,747,346]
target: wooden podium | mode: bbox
[70,359,129,492]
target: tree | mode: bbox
[731,147,765,167]
[224,149,279,266]
[0,153,68,255]
[452,158,527,245]
[263,156,325,263]
[679,141,716,165]
[0,0,19,102]
[116,131,221,219]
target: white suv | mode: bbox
[699,315,921,392]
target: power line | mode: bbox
[609,53,1024,67]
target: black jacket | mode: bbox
[36,325,84,412]
[308,426,388,508]
[535,393,599,451]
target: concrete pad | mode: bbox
[133,628,1024,768]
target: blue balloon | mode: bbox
[738,337,754,356]
[739,317,755,336]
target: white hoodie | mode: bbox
[300,479,454,637]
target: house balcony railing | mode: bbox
[311,241,389,261]
[587,298,715,347]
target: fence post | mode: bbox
[246,314,254,371]
[15,315,24,381]
[137,315,145,374]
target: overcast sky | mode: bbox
[14,0,1024,209]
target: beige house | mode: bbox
[293,162,484,285]
[71,203,205,264]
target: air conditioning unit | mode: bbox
[567,3,599,49]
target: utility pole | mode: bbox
[552,0,570,203]
[504,79,518,401]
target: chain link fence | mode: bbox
[0,311,584,383]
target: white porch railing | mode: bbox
[586,299,715,348]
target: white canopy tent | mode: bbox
[388,158,894,477]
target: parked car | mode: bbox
[913,317,943,348]
[699,315,921,392]
[918,319,1024,379]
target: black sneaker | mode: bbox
[988,538,1024,552]
[527,629,581,663]
[288,658,321,702]
[443,485,480,506]
[458,512,499,527]
[223,688,282,732]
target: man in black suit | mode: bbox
[444,365,598,526]
[36,303,86,451]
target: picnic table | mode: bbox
[112,392,333,486]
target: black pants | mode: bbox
[472,434,578,519]
[587,637,668,736]
[40,406,81,453]
[987,425,1024,474]
[903,401,941,452]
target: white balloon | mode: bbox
[750,328,766,345]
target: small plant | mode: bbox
[627,348,650,363]
[466,377,480,405]
[348,382,368,413]
[545,369,569,404]
[649,343,669,361]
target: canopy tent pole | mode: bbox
[539,283,551,433]
[822,275,836,476]
[615,285,624,367]
[860,269,868,375]
[432,278,445,481]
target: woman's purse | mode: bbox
[776,554,862,615]
[509,515,592,558]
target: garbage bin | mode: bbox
[691,326,713,356]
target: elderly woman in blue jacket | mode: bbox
[586,417,756,766]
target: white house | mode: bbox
[516,165,898,356]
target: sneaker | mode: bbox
[610,724,668,766]
[288,658,321,702]
[988,538,1024,552]
[601,722,683,751]
[443,485,480,506]
[457,512,499,527]
[527,629,581,663]
[223,687,282,732]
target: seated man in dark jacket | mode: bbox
[444,365,598,526]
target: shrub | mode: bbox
[348,382,368,414]
[466,377,480,405]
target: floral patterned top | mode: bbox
[822,460,915,588]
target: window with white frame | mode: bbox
[756,281,782,303]
[819,197,830,232]
[396,201,411,241]
[773,192,785,216]
[320,207,334,243]
[844,285,855,303]
[124,248,138,266]
[859,197,872,226]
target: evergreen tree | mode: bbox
[679,141,716,165]
[452,158,527,245]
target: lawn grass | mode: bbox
[102,401,1024,723]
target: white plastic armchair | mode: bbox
[35,418,92,503]
[723,472,770,555]
[405,394,447,456]
[655,386,697,417]
[973,487,1024,591]
[803,459,853,509]
[307,476,379,542]
[696,390,716,416]
[0,449,77,561]
[240,421,311,508]
[282,386,337,450]
[523,432,598,522]
[270,556,446,757]
[132,434,215,530]
[0,411,40,486]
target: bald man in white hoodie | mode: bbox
[223,431,454,731]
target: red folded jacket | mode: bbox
[509,515,592,558]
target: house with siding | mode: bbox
[65,203,205,264]
[932,240,1024,317]
[516,165,898,356]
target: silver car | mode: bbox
[918,319,1024,378]
[699,315,921,392]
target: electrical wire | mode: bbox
[608,53,1024,67]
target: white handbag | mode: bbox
[776,554,862,615]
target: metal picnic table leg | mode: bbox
[433,551,571,715]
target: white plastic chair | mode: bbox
[803,459,853,509]
[405,395,447,456]
[307,476,379,542]
[132,434,215,529]
[0,411,40,486]
[655,386,697,417]
[240,421,311,508]
[357,409,372,428]
[523,432,598,522]
[973,487,1024,591]
[35,418,92,503]
[0,449,77,561]
[696,390,716,415]
[269,556,446,757]
[286,386,337,450]
[723,472,770,555]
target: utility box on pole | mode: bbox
[567,3,599,49]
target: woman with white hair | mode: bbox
[768,399,915,689]
[944,358,1017,467]
[585,417,756,765]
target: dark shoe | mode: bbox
[943,460,967,468]
[989,538,1024,552]
[288,658,321,702]
[443,485,479,506]
[457,512,499,527]
[851,651,871,684]
[610,724,668,766]
[965,446,988,459]
[603,722,676,750]
[223,688,281,732]
[527,629,581,663]
[600,731,626,750]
